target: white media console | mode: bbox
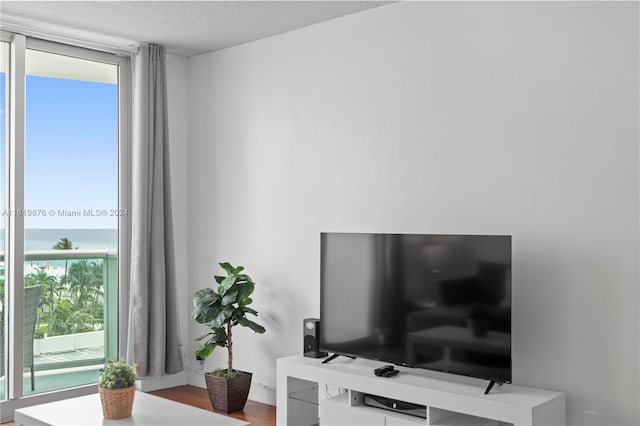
[276,355,565,426]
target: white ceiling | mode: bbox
[0,1,391,56]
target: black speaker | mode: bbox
[303,318,328,358]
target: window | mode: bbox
[0,38,8,405]
[0,33,129,417]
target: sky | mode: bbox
[1,73,119,229]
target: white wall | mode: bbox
[186,2,639,424]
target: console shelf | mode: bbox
[320,393,498,426]
[276,355,564,426]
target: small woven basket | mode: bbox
[99,384,136,419]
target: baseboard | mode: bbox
[138,370,189,392]
[249,382,276,406]
[187,371,206,389]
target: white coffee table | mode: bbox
[14,391,249,426]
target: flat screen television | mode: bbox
[320,232,512,385]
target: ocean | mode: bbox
[1,229,118,251]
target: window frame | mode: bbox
[0,31,131,421]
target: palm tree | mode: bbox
[87,261,104,328]
[52,237,73,250]
[25,267,58,330]
[53,237,74,282]
[51,237,75,334]
[68,259,104,330]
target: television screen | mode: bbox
[320,233,512,383]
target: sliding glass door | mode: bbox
[0,39,9,403]
[0,33,129,417]
[23,47,120,395]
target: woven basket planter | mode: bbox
[205,370,252,413]
[99,384,136,419]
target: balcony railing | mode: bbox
[1,249,118,371]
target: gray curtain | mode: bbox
[127,44,183,376]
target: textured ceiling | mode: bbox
[0,1,391,56]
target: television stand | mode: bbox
[277,355,565,426]
[484,380,502,395]
[321,353,356,364]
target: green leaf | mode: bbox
[195,326,229,360]
[98,358,138,389]
[238,317,266,334]
[195,327,224,341]
[231,310,245,323]
[210,305,234,328]
[195,343,214,359]
[221,289,238,306]
[218,274,237,296]
[193,288,220,308]
[219,262,235,275]
[240,306,258,316]
[214,275,225,285]
[210,328,228,344]
[193,302,223,324]
[236,282,255,306]
[196,331,212,341]
[237,273,253,283]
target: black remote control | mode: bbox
[380,369,399,377]
[374,365,395,376]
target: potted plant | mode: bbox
[193,262,266,413]
[98,358,138,419]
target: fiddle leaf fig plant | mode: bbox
[193,262,265,377]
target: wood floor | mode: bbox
[151,385,276,425]
[1,385,276,426]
